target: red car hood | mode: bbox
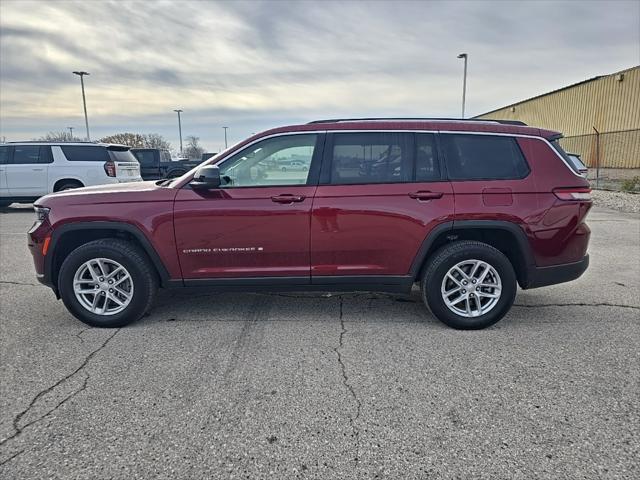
[37,181,178,208]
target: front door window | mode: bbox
[218,134,317,187]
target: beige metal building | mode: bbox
[475,66,639,170]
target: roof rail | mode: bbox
[4,140,98,144]
[307,117,528,126]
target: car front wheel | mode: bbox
[421,241,516,329]
[58,239,158,327]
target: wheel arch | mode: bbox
[53,178,85,192]
[46,222,170,294]
[410,220,535,288]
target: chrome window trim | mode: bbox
[175,128,582,187]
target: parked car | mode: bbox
[279,160,309,172]
[130,148,204,180]
[28,118,592,330]
[0,142,141,207]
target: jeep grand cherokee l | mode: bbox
[28,118,592,329]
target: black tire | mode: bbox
[55,181,83,192]
[421,241,517,330]
[281,167,287,172]
[58,239,158,328]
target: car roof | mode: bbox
[255,118,560,140]
[2,141,129,148]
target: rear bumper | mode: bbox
[524,254,589,289]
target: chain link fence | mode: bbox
[559,129,640,191]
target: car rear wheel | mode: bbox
[55,181,84,192]
[421,241,516,329]
[58,239,158,327]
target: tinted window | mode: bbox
[12,145,41,164]
[220,134,317,187]
[108,149,137,163]
[133,150,156,167]
[0,146,9,165]
[416,134,440,181]
[61,146,109,162]
[330,132,412,184]
[441,134,529,180]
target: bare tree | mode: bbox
[39,131,83,142]
[183,135,204,159]
[99,132,172,150]
[99,133,146,147]
[142,133,171,150]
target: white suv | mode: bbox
[0,142,142,207]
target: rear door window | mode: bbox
[441,134,529,180]
[134,150,156,167]
[11,145,41,164]
[329,132,413,184]
[61,146,109,162]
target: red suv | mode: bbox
[28,118,592,329]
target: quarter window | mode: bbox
[61,146,109,162]
[330,132,412,184]
[219,134,317,187]
[441,134,529,180]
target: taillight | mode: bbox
[104,161,116,177]
[553,187,592,201]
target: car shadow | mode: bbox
[139,288,442,327]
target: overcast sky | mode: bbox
[1,0,638,151]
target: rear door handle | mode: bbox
[32,168,44,172]
[271,194,306,204]
[408,191,443,201]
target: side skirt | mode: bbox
[172,275,414,294]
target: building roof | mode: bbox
[475,65,639,118]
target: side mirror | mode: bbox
[191,165,221,190]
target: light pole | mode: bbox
[457,53,468,118]
[72,71,90,140]
[174,109,183,155]
[222,126,229,149]
[68,127,74,138]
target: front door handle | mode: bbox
[408,191,443,201]
[32,168,44,172]
[271,194,306,204]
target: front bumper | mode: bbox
[524,254,589,289]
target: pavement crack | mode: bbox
[0,328,121,447]
[0,280,40,287]
[333,296,362,466]
[514,302,640,310]
[0,448,25,467]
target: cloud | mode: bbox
[1,0,638,150]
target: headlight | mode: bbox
[34,206,50,222]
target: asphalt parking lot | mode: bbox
[0,204,638,479]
